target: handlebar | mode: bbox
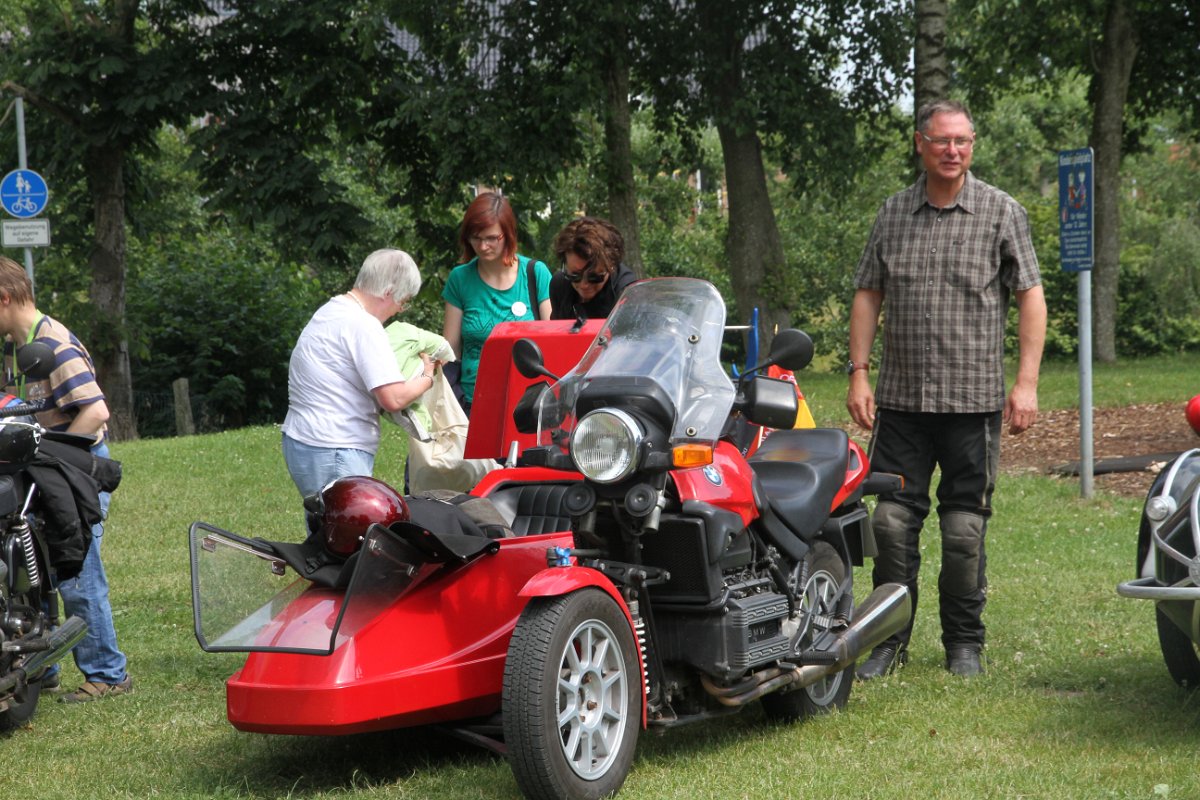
[0,399,52,419]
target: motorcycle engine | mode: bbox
[655,589,791,682]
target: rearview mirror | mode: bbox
[512,338,559,382]
[16,341,56,382]
[766,329,814,372]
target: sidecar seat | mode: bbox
[485,483,574,536]
[748,428,849,559]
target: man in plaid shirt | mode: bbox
[847,100,1047,680]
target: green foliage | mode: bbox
[126,236,321,435]
[123,127,328,436]
[190,1,403,270]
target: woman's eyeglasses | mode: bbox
[563,266,607,284]
[469,233,504,247]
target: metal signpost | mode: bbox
[1,97,50,289]
[1058,147,1095,499]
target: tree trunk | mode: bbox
[697,8,790,346]
[87,145,138,440]
[715,123,791,344]
[1090,0,1137,363]
[602,51,645,278]
[913,0,949,175]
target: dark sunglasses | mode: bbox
[562,265,607,285]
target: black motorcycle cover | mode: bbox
[26,440,122,581]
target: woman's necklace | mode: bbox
[345,290,366,311]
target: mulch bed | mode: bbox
[999,402,1196,497]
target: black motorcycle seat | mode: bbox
[748,428,849,542]
[485,483,574,536]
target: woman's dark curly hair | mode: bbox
[552,217,625,276]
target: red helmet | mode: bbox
[1187,394,1200,436]
[318,476,409,557]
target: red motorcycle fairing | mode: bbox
[832,439,871,509]
[225,529,574,736]
[669,440,760,526]
[670,438,872,528]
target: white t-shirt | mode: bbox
[281,295,405,453]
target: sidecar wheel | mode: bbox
[0,672,43,732]
[762,541,854,722]
[1156,607,1200,690]
[503,589,640,800]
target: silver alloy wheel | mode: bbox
[555,618,630,780]
[799,567,842,705]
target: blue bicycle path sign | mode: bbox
[1,169,49,219]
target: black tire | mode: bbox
[762,541,854,722]
[1156,606,1200,690]
[0,671,43,733]
[503,589,641,800]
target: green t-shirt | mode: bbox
[442,255,552,403]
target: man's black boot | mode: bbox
[945,645,984,677]
[856,643,907,681]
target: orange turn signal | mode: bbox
[672,444,714,468]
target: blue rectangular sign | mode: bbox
[1058,148,1093,272]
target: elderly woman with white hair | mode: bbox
[281,248,436,498]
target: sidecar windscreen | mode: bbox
[189,522,427,655]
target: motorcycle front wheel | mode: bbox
[0,664,44,732]
[1156,606,1200,689]
[762,540,854,722]
[503,588,641,800]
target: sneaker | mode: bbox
[41,672,61,691]
[60,675,133,704]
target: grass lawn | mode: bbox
[6,354,1199,799]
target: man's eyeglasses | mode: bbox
[919,131,975,151]
[469,233,504,247]
[562,265,607,285]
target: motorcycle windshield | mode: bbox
[536,278,734,446]
[188,522,426,655]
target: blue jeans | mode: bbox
[51,440,127,685]
[282,434,375,499]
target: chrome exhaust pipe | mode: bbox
[0,615,88,695]
[702,583,910,706]
[814,582,912,673]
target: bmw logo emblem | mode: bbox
[702,465,723,486]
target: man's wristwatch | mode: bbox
[846,360,869,376]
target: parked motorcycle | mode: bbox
[189,278,910,800]
[0,342,107,731]
[1116,395,1200,689]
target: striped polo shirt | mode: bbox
[3,315,106,439]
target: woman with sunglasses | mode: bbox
[442,192,552,415]
[549,216,639,321]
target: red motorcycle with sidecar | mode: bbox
[189,277,910,800]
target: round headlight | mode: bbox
[572,409,643,483]
[1145,495,1176,522]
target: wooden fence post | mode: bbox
[173,377,196,436]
